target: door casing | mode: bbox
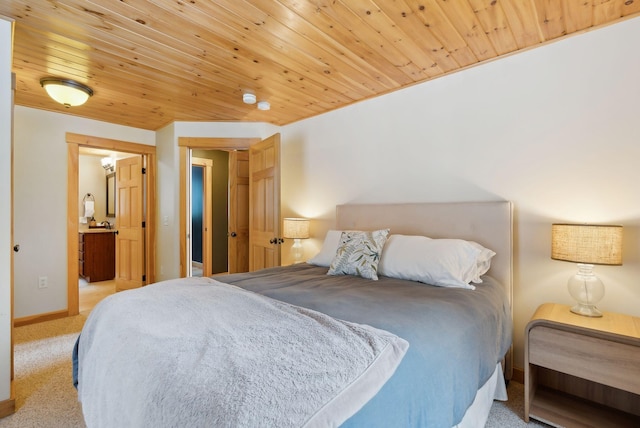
[66,132,156,316]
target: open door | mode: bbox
[115,155,145,291]
[249,134,281,271]
[228,151,249,274]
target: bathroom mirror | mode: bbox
[106,172,116,217]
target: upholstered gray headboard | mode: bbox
[336,201,514,376]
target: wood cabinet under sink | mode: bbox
[79,231,115,283]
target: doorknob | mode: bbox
[13,244,19,252]
[269,238,277,244]
[230,232,237,237]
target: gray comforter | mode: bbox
[217,264,513,427]
[77,278,408,428]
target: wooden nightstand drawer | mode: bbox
[530,326,640,394]
[525,303,640,427]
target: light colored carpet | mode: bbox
[486,382,550,428]
[1,313,550,427]
[1,315,87,428]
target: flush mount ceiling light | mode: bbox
[40,77,94,107]
[257,101,271,111]
[242,92,256,104]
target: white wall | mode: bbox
[0,16,14,406]
[281,17,640,370]
[12,107,155,318]
[155,123,180,281]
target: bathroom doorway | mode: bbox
[67,133,157,316]
[77,149,126,311]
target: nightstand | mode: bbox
[525,303,640,427]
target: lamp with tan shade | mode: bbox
[283,218,310,264]
[551,224,623,317]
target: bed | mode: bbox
[74,201,513,428]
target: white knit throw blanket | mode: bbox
[78,278,408,428]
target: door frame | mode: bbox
[178,137,259,277]
[66,132,157,316]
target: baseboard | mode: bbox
[512,366,524,384]
[0,397,15,419]
[14,309,69,327]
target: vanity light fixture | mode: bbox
[40,77,93,107]
[101,157,115,172]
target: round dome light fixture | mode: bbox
[242,92,257,104]
[257,101,271,111]
[40,77,93,107]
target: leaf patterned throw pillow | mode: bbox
[328,229,390,280]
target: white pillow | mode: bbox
[468,241,496,283]
[377,235,491,290]
[328,229,390,280]
[307,230,343,267]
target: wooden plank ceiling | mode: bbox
[2,0,639,130]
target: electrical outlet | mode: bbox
[38,276,48,289]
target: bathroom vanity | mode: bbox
[79,230,116,282]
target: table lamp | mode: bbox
[551,223,622,317]
[283,218,310,264]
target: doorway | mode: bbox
[77,149,128,311]
[190,156,212,277]
[178,138,259,277]
[188,150,241,276]
[66,133,157,316]
[178,135,281,277]
[191,163,205,277]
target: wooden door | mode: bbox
[228,151,249,273]
[191,157,213,277]
[249,134,281,271]
[115,156,145,291]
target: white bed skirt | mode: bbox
[454,363,508,428]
